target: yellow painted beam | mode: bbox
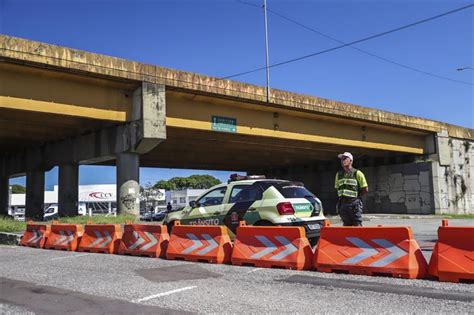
[0,96,127,122]
[166,117,424,154]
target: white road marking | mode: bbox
[51,254,89,260]
[133,286,197,303]
[246,268,262,274]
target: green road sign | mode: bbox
[212,116,237,133]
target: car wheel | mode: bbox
[309,237,319,247]
[166,221,175,234]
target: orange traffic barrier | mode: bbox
[428,220,474,283]
[44,224,83,251]
[77,224,122,254]
[118,224,169,258]
[231,223,313,270]
[314,226,428,279]
[166,222,232,264]
[20,223,50,248]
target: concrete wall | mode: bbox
[298,162,435,215]
[259,136,473,215]
[431,137,473,214]
[360,162,433,214]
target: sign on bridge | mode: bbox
[212,116,237,133]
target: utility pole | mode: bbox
[263,0,271,102]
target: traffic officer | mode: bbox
[335,152,368,226]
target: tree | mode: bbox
[11,184,26,194]
[187,175,221,189]
[153,175,221,190]
[153,179,176,190]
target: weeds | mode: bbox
[0,214,138,232]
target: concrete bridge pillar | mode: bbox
[0,177,9,216]
[58,163,79,217]
[116,152,140,216]
[26,170,44,220]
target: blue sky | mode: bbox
[2,0,473,189]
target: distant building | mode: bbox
[140,187,166,213]
[9,184,165,217]
[165,189,206,210]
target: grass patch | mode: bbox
[55,214,138,225]
[0,216,27,233]
[0,214,138,233]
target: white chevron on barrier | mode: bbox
[88,231,112,248]
[127,231,158,251]
[343,237,407,267]
[250,235,298,260]
[26,229,43,244]
[53,230,75,246]
[181,233,217,255]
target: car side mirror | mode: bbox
[189,200,197,208]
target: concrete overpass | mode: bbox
[0,35,472,218]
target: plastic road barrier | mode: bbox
[44,224,83,251]
[77,224,122,254]
[314,226,428,279]
[20,223,50,248]
[428,220,474,283]
[231,223,313,270]
[118,224,169,258]
[166,222,232,264]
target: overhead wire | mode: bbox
[230,1,474,86]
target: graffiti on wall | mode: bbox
[120,194,137,211]
[372,170,432,214]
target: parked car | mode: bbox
[152,210,168,222]
[163,174,326,245]
[43,205,59,221]
[140,212,153,222]
[13,207,25,221]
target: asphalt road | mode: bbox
[1,237,473,314]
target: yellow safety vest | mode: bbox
[336,169,360,198]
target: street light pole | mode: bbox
[456,66,473,71]
[263,0,271,102]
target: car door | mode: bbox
[181,186,227,226]
[222,184,264,234]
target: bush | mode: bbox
[0,216,27,233]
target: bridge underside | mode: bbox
[140,127,407,171]
[0,62,430,172]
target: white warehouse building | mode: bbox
[9,184,165,218]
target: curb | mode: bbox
[0,232,22,245]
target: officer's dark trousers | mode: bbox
[337,198,363,226]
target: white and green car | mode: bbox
[164,175,326,244]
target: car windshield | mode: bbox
[197,187,227,206]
